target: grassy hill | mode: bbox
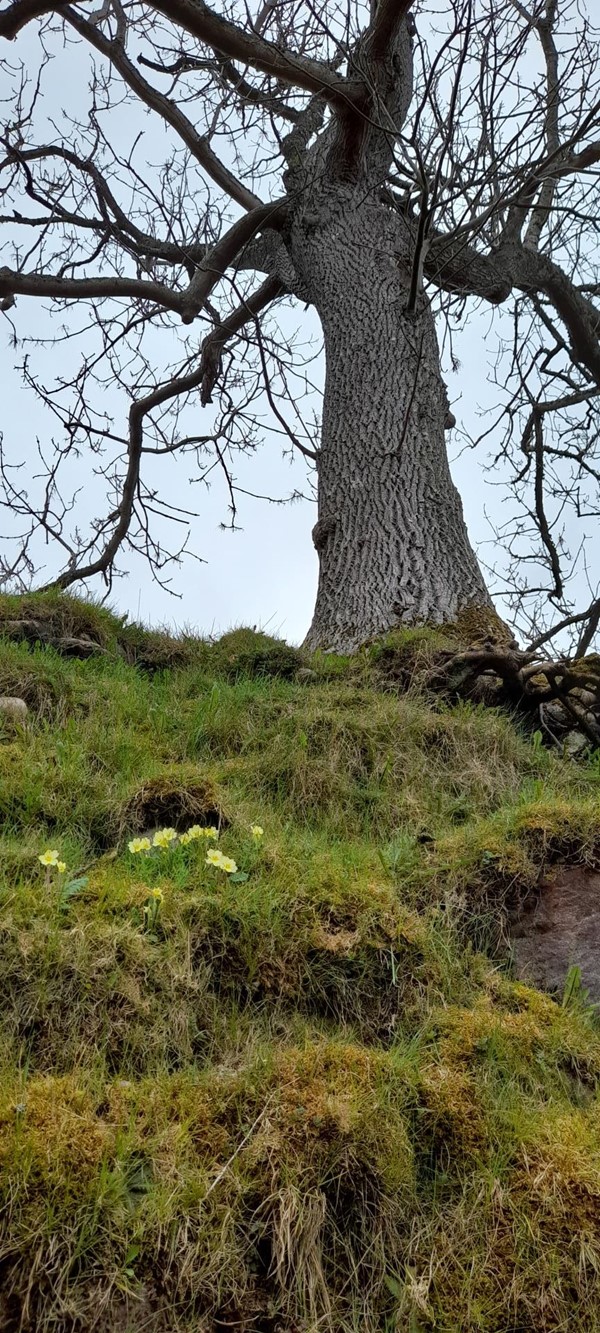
[2,592,600,1332]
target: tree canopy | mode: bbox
[0,0,599,649]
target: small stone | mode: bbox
[563,730,590,758]
[0,697,29,727]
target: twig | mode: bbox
[201,1098,273,1204]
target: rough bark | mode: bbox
[293,195,492,653]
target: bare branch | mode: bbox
[524,0,559,250]
[143,0,362,110]
[530,410,563,598]
[41,359,209,590]
[0,0,361,111]
[0,0,68,37]
[0,142,206,271]
[136,50,301,124]
[526,249,600,383]
[180,198,288,323]
[199,274,283,404]
[63,5,263,211]
[369,0,416,62]
[0,263,185,311]
[577,601,600,657]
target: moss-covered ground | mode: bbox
[2,592,600,1331]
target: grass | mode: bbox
[2,593,600,1330]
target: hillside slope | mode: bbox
[2,593,600,1332]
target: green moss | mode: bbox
[0,587,127,649]
[1,594,600,1330]
[201,626,306,680]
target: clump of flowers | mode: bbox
[152,827,178,850]
[125,820,261,885]
[206,847,238,875]
[128,825,220,855]
[128,836,152,855]
[179,825,218,845]
[143,886,164,934]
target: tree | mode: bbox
[0,0,599,652]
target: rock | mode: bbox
[2,619,107,659]
[0,696,29,727]
[563,730,590,759]
[539,691,600,752]
[511,867,600,1003]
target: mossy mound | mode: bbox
[0,591,306,680]
[1,596,600,1330]
[201,626,306,680]
[116,769,227,842]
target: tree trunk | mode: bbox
[294,197,492,653]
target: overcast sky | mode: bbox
[3,295,497,644]
[1,4,595,645]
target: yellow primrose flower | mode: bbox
[220,857,238,875]
[182,824,219,842]
[150,887,164,901]
[153,828,178,849]
[250,825,264,840]
[206,847,225,868]
[57,862,67,874]
[186,824,219,841]
[128,837,152,854]
[39,849,59,867]
[179,831,191,846]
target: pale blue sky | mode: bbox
[1,5,595,644]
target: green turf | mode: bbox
[2,593,600,1331]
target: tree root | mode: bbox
[426,645,600,749]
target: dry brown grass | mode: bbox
[116,771,227,841]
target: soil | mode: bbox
[511,867,600,1002]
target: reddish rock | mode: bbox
[511,867,600,1002]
